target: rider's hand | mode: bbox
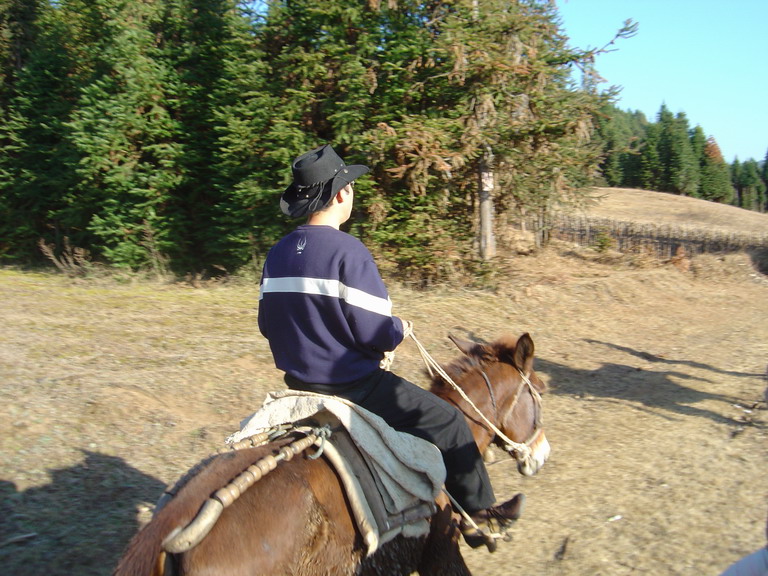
[401,319,414,338]
[380,350,395,371]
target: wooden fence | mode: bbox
[548,214,768,259]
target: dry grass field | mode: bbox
[1,187,766,575]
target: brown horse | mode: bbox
[114,332,549,576]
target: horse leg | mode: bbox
[417,494,472,576]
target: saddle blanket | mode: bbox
[227,390,446,554]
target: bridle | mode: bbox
[478,366,544,461]
[407,332,542,465]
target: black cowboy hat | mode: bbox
[280,144,370,218]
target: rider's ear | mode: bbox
[335,184,353,204]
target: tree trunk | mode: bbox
[472,0,495,261]
[478,149,496,260]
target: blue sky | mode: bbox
[556,0,767,164]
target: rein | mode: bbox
[408,332,543,542]
[480,370,498,422]
[408,333,539,462]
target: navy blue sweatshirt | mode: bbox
[258,225,405,385]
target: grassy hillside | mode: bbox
[582,187,768,235]
[547,187,768,273]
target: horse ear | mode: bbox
[449,334,496,363]
[513,333,535,375]
[448,334,479,357]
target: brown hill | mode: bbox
[582,186,768,236]
[542,187,767,271]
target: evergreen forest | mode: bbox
[1,0,765,281]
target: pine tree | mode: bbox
[254,0,466,277]
[0,1,82,262]
[639,123,662,191]
[593,102,625,187]
[737,159,766,212]
[157,0,258,272]
[690,125,707,170]
[698,137,732,203]
[594,104,648,187]
[655,106,699,195]
[366,0,621,262]
[65,0,184,269]
[0,0,45,259]
[762,149,768,208]
[672,112,700,196]
[255,0,381,147]
[205,1,287,271]
[0,0,45,106]
[3,0,703,278]
[730,158,742,206]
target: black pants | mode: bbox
[285,368,496,514]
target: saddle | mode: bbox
[228,391,446,555]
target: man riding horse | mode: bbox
[257,143,525,550]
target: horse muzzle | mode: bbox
[513,431,550,477]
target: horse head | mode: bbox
[441,333,550,477]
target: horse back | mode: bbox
[115,441,361,576]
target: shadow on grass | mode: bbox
[537,338,765,428]
[0,451,165,576]
[748,246,768,276]
[447,329,762,427]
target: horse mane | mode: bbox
[113,442,284,576]
[429,334,522,390]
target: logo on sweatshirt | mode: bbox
[296,236,307,254]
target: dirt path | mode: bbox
[1,246,766,575]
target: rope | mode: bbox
[307,425,332,459]
[163,426,329,554]
[407,332,532,462]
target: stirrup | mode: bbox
[460,523,499,553]
[485,493,526,529]
[460,493,525,553]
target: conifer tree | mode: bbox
[690,125,707,168]
[621,111,649,188]
[737,159,766,212]
[671,112,700,196]
[730,158,742,206]
[254,0,465,277]
[255,0,380,149]
[638,122,662,191]
[595,110,625,187]
[594,104,648,187]
[9,0,734,277]
[655,106,699,195]
[762,149,768,204]
[159,0,251,271]
[0,0,45,259]
[367,0,618,263]
[0,0,44,106]
[205,1,287,271]
[0,1,81,261]
[65,0,184,269]
[698,137,732,203]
